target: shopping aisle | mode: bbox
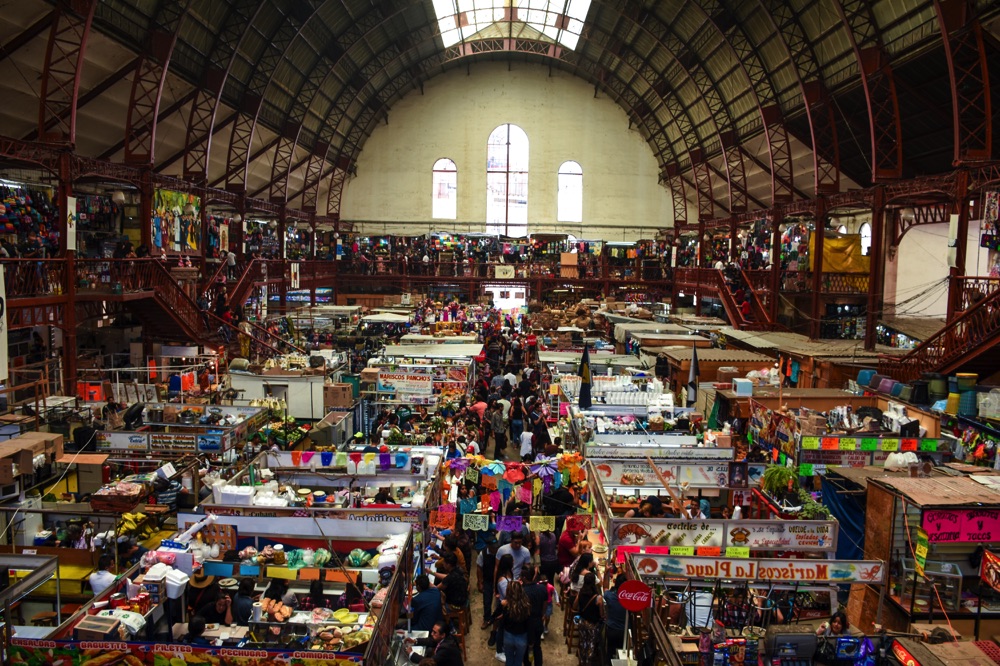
[464,576,579,666]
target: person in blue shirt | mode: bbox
[445,441,462,460]
[406,574,443,632]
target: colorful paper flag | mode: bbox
[497,515,523,532]
[529,515,556,532]
[463,513,489,531]
[430,510,456,529]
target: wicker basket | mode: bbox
[91,488,145,513]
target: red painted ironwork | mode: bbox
[935,0,992,164]
[690,152,714,220]
[722,134,748,213]
[803,81,840,194]
[37,0,96,144]
[123,1,189,163]
[878,279,1000,381]
[836,0,903,182]
[182,0,263,183]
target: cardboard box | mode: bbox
[74,615,122,641]
[324,384,354,408]
[17,431,64,460]
[162,407,179,423]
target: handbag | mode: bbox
[558,565,574,587]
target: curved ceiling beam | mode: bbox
[755,0,838,197]
[123,0,191,164]
[182,0,269,184]
[224,1,324,193]
[708,0,788,207]
[836,0,903,182]
[933,0,992,165]
[264,0,392,204]
[37,0,97,145]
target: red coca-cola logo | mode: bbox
[526,334,537,347]
[617,580,653,611]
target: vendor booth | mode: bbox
[93,403,269,459]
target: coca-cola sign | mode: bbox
[617,579,653,612]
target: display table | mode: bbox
[173,622,248,643]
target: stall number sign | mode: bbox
[632,554,885,584]
[612,518,837,552]
[922,509,1000,543]
[97,432,149,451]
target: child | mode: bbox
[540,573,555,636]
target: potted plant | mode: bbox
[761,463,800,507]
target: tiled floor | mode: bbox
[464,581,582,666]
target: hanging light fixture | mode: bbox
[778,223,787,233]
[233,214,242,223]
[268,219,278,229]
[111,190,126,205]
[183,202,196,216]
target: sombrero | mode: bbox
[189,571,216,588]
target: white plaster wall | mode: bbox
[891,222,990,318]
[340,62,673,240]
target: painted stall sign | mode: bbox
[612,519,838,552]
[377,372,434,394]
[592,459,729,488]
[97,431,149,451]
[922,508,1000,543]
[150,433,197,451]
[629,554,885,584]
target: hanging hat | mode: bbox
[189,571,216,588]
[218,578,238,590]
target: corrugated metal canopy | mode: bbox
[1,0,998,215]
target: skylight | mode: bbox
[432,0,591,51]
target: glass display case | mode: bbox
[894,559,962,613]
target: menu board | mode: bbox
[150,433,197,451]
[922,508,1000,543]
[612,518,838,552]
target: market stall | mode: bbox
[92,403,268,460]
[627,547,887,666]
[363,344,478,410]
[852,475,1000,638]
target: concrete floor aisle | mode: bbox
[463,576,579,666]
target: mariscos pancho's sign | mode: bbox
[630,554,885,584]
[921,508,1000,543]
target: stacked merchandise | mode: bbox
[0,184,59,254]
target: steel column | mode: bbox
[864,186,887,349]
[57,152,77,394]
[690,151,714,223]
[809,200,828,339]
[946,170,971,321]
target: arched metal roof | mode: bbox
[1,0,998,218]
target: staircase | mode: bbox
[879,287,1000,381]
[74,259,296,359]
[710,270,772,331]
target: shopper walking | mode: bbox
[521,564,547,666]
[499,580,531,666]
[573,573,605,665]
[603,574,628,665]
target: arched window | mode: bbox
[432,158,457,219]
[558,160,583,223]
[486,124,529,237]
[860,222,872,256]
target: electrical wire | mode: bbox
[0,441,94,544]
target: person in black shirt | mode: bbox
[197,594,233,626]
[434,553,469,613]
[520,564,548,666]
[406,620,464,665]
